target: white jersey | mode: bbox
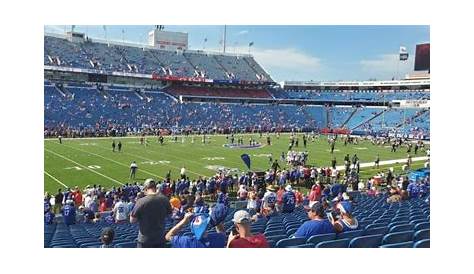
[130,163,138,169]
[113,201,129,221]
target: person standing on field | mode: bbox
[130,161,138,180]
[117,141,122,152]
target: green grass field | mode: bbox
[44,134,429,194]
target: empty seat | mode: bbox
[275,237,307,248]
[364,226,388,236]
[264,230,287,237]
[380,241,414,248]
[414,222,430,231]
[316,239,350,248]
[414,239,430,248]
[307,233,337,245]
[115,241,137,248]
[413,229,430,242]
[389,224,414,233]
[349,234,383,248]
[382,231,414,245]
[286,228,298,237]
[336,229,364,240]
[289,243,315,248]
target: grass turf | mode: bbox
[44,133,429,194]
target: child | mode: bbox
[100,227,115,248]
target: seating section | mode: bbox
[44,83,328,135]
[44,35,272,82]
[166,85,272,98]
[270,89,430,102]
[45,192,430,248]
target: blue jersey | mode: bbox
[294,219,335,239]
[44,200,51,213]
[171,233,226,248]
[407,182,420,198]
[217,192,229,207]
[197,181,206,192]
[44,211,55,224]
[208,180,217,191]
[282,191,296,213]
[62,204,76,225]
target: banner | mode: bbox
[240,154,251,169]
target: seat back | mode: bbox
[380,241,414,248]
[414,222,430,231]
[264,230,286,237]
[382,231,414,245]
[349,234,383,248]
[364,226,388,236]
[414,239,430,248]
[316,239,350,248]
[275,237,307,248]
[336,229,364,240]
[306,233,336,245]
[413,229,430,242]
[115,241,137,248]
[389,224,414,233]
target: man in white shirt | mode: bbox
[130,161,138,180]
[180,166,186,179]
[113,197,129,223]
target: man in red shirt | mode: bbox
[227,210,269,248]
[276,186,285,212]
[72,186,83,207]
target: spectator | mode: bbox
[93,212,102,223]
[62,199,76,226]
[130,178,172,248]
[282,185,296,213]
[294,202,335,239]
[72,186,83,207]
[100,227,115,248]
[53,189,63,214]
[227,210,269,248]
[44,207,55,225]
[332,201,359,233]
[112,196,129,223]
[165,204,227,248]
[309,182,322,202]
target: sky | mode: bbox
[44,25,429,82]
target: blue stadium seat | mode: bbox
[389,224,414,233]
[290,243,315,248]
[264,230,287,237]
[336,229,364,240]
[414,222,430,231]
[115,241,137,248]
[275,237,307,248]
[286,228,298,237]
[380,241,414,248]
[266,235,288,246]
[413,239,430,248]
[306,233,337,245]
[413,229,430,242]
[388,221,409,229]
[316,239,350,248]
[364,226,388,236]
[349,234,383,248]
[382,231,414,245]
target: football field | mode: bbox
[44,134,429,194]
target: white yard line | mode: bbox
[44,171,69,188]
[336,156,428,170]
[60,144,165,179]
[45,148,124,186]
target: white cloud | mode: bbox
[205,46,322,82]
[236,30,249,36]
[360,54,415,80]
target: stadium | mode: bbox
[44,25,430,248]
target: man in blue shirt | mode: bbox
[165,204,227,248]
[282,185,296,213]
[294,202,335,239]
[62,200,76,225]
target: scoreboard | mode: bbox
[414,43,430,71]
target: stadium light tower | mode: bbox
[223,25,227,53]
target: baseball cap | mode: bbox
[285,185,293,192]
[190,214,211,240]
[143,178,156,190]
[337,201,352,215]
[232,210,251,224]
[209,203,228,227]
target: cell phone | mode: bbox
[327,212,334,223]
[232,226,239,235]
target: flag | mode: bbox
[204,38,208,42]
[249,41,254,47]
[240,154,251,169]
[399,46,409,61]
